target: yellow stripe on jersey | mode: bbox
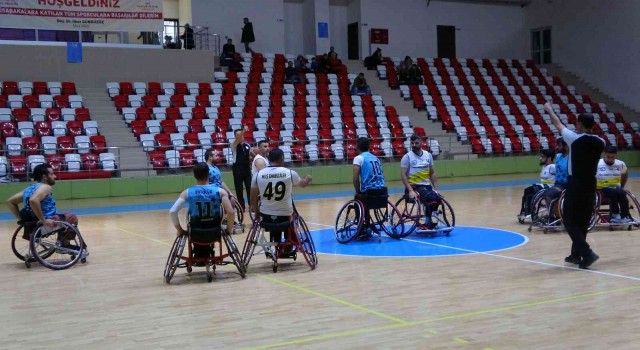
[540,178,554,185]
[597,178,621,189]
[408,169,431,184]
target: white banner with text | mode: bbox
[0,0,163,31]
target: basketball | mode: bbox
[64,213,78,226]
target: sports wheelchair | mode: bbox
[241,205,317,273]
[164,219,246,283]
[11,219,88,270]
[528,188,598,233]
[334,188,406,243]
[593,189,640,231]
[394,186,455,237]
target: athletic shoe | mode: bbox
[578,252,599,269]
[610,214,622,223]
[620,217,634,224]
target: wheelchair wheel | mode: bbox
[29,221,85,271]
[241,220,261,269]
[558,191,598,232]
[164,235,187,284]
[223,232,247,278]
[436,196,456,235]
[624,190,640,229]
[295,215,317,270]
[530,190,552,229]
[394,196,421,236]
[377,201,406,239]
[11,224,36,262]
[222,198,244,234]
[334,200,364,244]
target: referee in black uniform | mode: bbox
[545,102,605,269]
[232,127,252,211]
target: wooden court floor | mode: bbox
[1,174,640,349]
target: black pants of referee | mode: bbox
[232,165,252,210]
[562,178,596,259]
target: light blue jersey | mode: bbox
[22,183,57,218]
[555,153,569,187]
[354,152,385,192]
[208,164,222,187]
[187,185,222,227]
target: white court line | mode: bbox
[402,237,640,282]
[307,220,640,282]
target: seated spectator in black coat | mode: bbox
[296,55,309,73]
[164,35,178,49]
[285,61,302,83]
[351,73,372,95]
[221,39,236,66]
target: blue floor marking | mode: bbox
[1,172,638,221]
[310,226,528,257]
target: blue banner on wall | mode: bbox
[67,42,83,63]
[318,22,328,38]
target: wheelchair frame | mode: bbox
[164,221,246,283]
[334,195,406,244]
[241,208,317,273]
[11,220,87,270]
[394,190,455,237]
[593,189,640,231]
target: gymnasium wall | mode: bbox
[0,45,216,85]
[524,0,640,112]
[191,0,287,54]
[359,0,528,60]
[1,152,638,200]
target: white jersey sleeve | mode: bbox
[353,155,364,166]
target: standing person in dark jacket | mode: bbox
[544,102,605,269]
[232,127,252,211]
[241,17,255,53]
[180,23,195,50]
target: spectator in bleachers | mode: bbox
[397,56,413,84]
[309,57,318,73]
[364,48,382,70]
[180,23,195,50]
[328,46,338,59]
[221,38,236,67]
[351,73,372,96]
[285,61,302,84]
[318,54,332,73]
[241,17,255,53]
[296,55,309,73]
[408,64,423,85]
[163,35,178,49]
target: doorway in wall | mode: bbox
[347,22,359,60]
[437,25,456,58]
[531,27,552,64]
[164,18,180,48]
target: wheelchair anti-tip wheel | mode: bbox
[334,200,364,244]
[29,221,87,270]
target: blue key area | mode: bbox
[311,226,528,257]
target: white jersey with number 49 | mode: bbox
[252,166,301,216]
